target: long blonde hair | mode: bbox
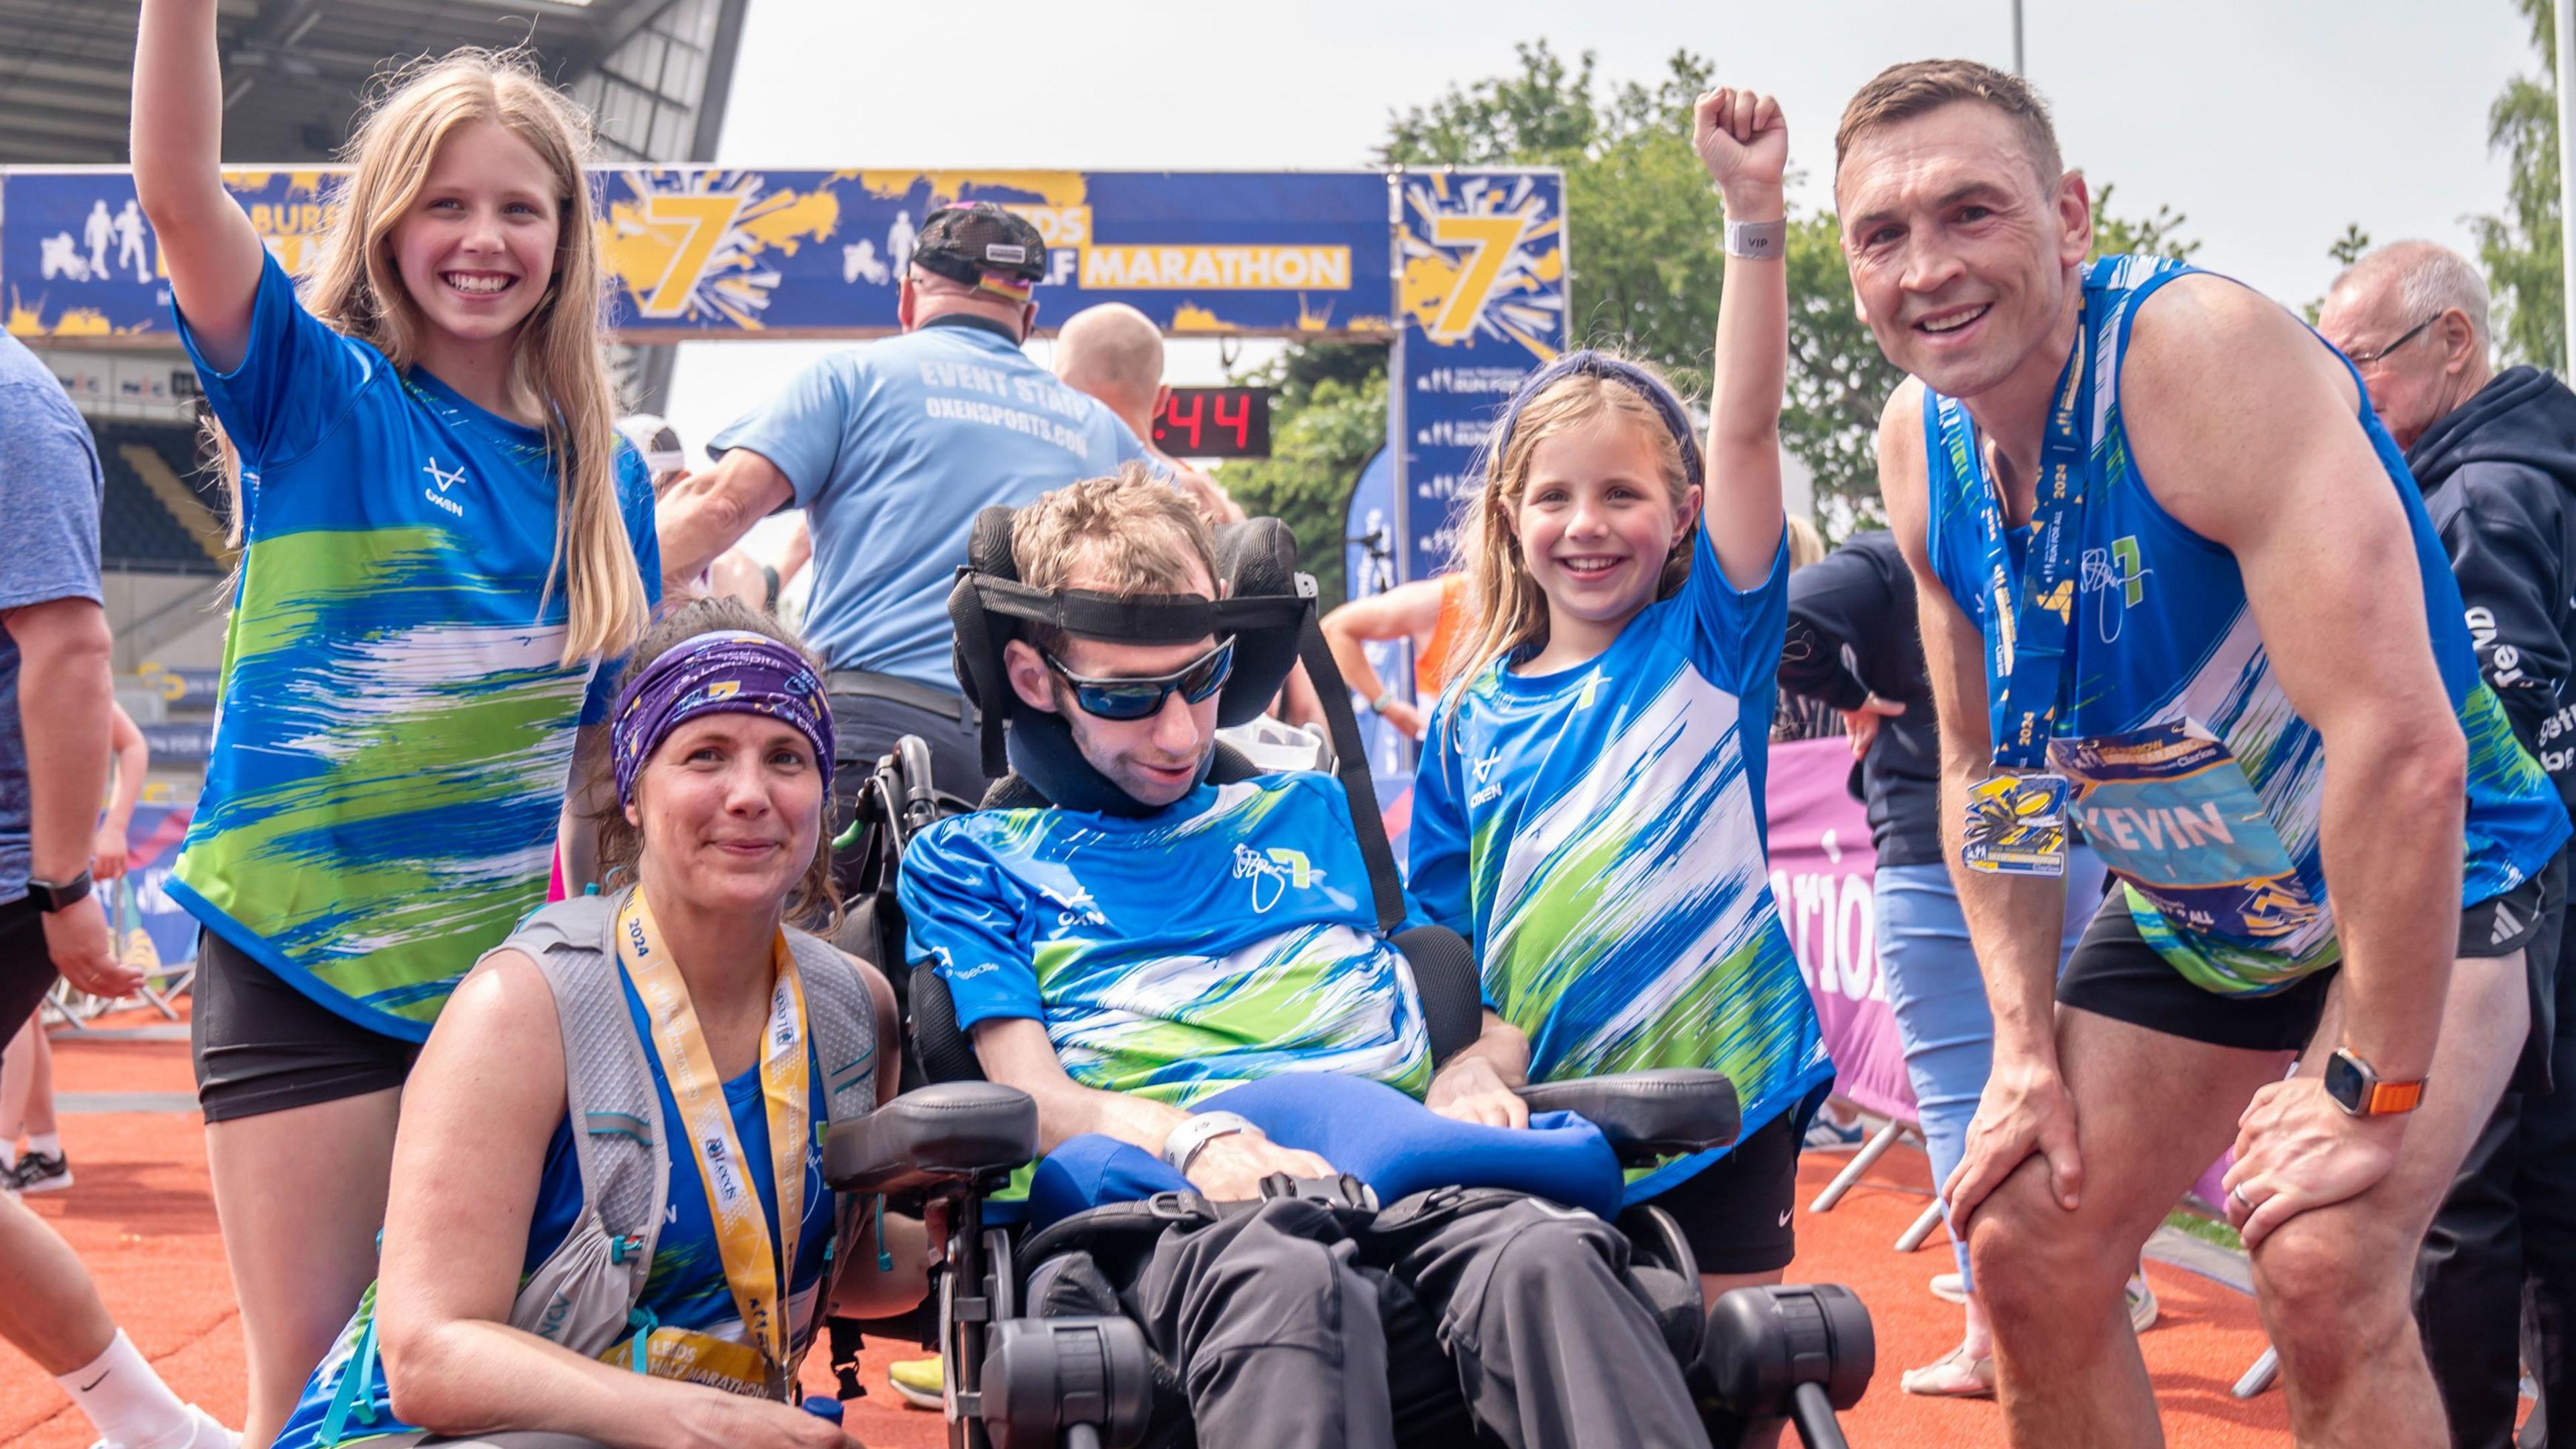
[215,49,646,663]
[1445,363,1697,698]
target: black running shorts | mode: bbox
[2057,854,2563,1083]
[192,928,420,1122]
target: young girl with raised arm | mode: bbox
[132,7,658,1440]
[1409,90,1833,1306]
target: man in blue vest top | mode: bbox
[1843,58,2571,1448]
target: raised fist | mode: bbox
[1693,87,1788,203]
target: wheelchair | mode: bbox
[810,504,1876,1448]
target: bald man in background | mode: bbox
[2323,241,2576,1448]
[1055,303,1244,527]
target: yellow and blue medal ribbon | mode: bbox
[614,888,810,1397]
[1959,301,2094,876]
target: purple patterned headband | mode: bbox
[610,630,835,808]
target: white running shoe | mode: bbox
[89,1404,239,1449]
[2127,1272,2159,1333]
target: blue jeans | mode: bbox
[1873,846,2107,1276]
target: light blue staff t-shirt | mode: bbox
[0,333,105,904]
[708,315,1148,688]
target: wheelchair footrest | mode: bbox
[977,1316,1155,1449]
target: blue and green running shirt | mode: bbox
[168,250,661,1040]
[900,771,1434,1107]
[271,967,838,1449]
[1409,525,1834,1197]
[1921,255,2571,996]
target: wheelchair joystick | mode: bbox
[1701,1283,1874,1449]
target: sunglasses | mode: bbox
[1042,636,1236,720]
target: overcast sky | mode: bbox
[663,0,2541,464]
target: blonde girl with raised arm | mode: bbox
[132,7,657,1440]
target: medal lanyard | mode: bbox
[614,888,810,1386]
[1966,303,2096,771]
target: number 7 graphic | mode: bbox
[635,191,753,319]
[1425,214,1529,343]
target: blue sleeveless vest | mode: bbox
[1923,255,2569,994]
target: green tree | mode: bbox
[2327,223,2373,269]
[1233,42,2206,553]
[2475,0,2565,368]
[2089,183,2200,263]
[1217,343,1386,610]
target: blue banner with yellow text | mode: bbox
[1,167,1395,341]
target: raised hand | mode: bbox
[1692,87,1789,206]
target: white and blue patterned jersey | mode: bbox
[900,771,1434,1106]
[1410,525,1833,1195]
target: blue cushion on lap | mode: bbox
[1025,1073,1626,1229]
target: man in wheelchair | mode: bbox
[888,468,1752,1448]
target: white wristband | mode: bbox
[1161,1111,1255,1174]
[1723,218,1787,261]
[1370,688,1400,714]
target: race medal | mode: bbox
[1961,771,2071,876]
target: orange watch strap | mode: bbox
[2365,1078,2426,1115]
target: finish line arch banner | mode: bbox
[0,167,1395,341]
[1389,170,1567,587]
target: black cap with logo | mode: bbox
[910,203,1050,289]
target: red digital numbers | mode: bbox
[1212,390,1250,450]
[1152,387,1272,459]
[1156,389,1205,453]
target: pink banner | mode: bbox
[1764,737,1917,1122]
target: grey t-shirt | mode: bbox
[0,334,105,904]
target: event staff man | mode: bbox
[1847,59,2571,1447]
[655,203,1148,801]
[1053,301,1244,527]
[0,330,229,1449]
[2322,240,2576,1449]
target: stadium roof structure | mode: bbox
[0,0,749,166]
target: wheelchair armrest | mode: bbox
[1515,1069,1739,1161]
[824,1081,1036,1197]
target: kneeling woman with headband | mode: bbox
[271,598,916,1449]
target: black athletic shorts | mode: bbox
[0,893,52,1074]
[1642,1108,1806,1275]
[192,928,419,1122]
[2057,853,2565,1085]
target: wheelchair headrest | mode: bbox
[947,504,1314,816]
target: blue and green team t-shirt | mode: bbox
[1410,524,1833,1197]
[168,250,661,1040]
[272,967,839,1449]
[900,771,1435,1106]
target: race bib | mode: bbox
[1961,772,2071,877]
[2050,720,2334,993]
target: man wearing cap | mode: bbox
[656,203,1150,803]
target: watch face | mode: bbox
[2323,1051,2367,1112]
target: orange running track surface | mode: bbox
[2,1011,2294,1448]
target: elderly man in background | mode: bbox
[1053,301,1244,527]
[2323,241,2576,1449]
[655,204,1149,803]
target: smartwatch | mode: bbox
[2323,1047,2425,1117]
[24,869,92,915]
